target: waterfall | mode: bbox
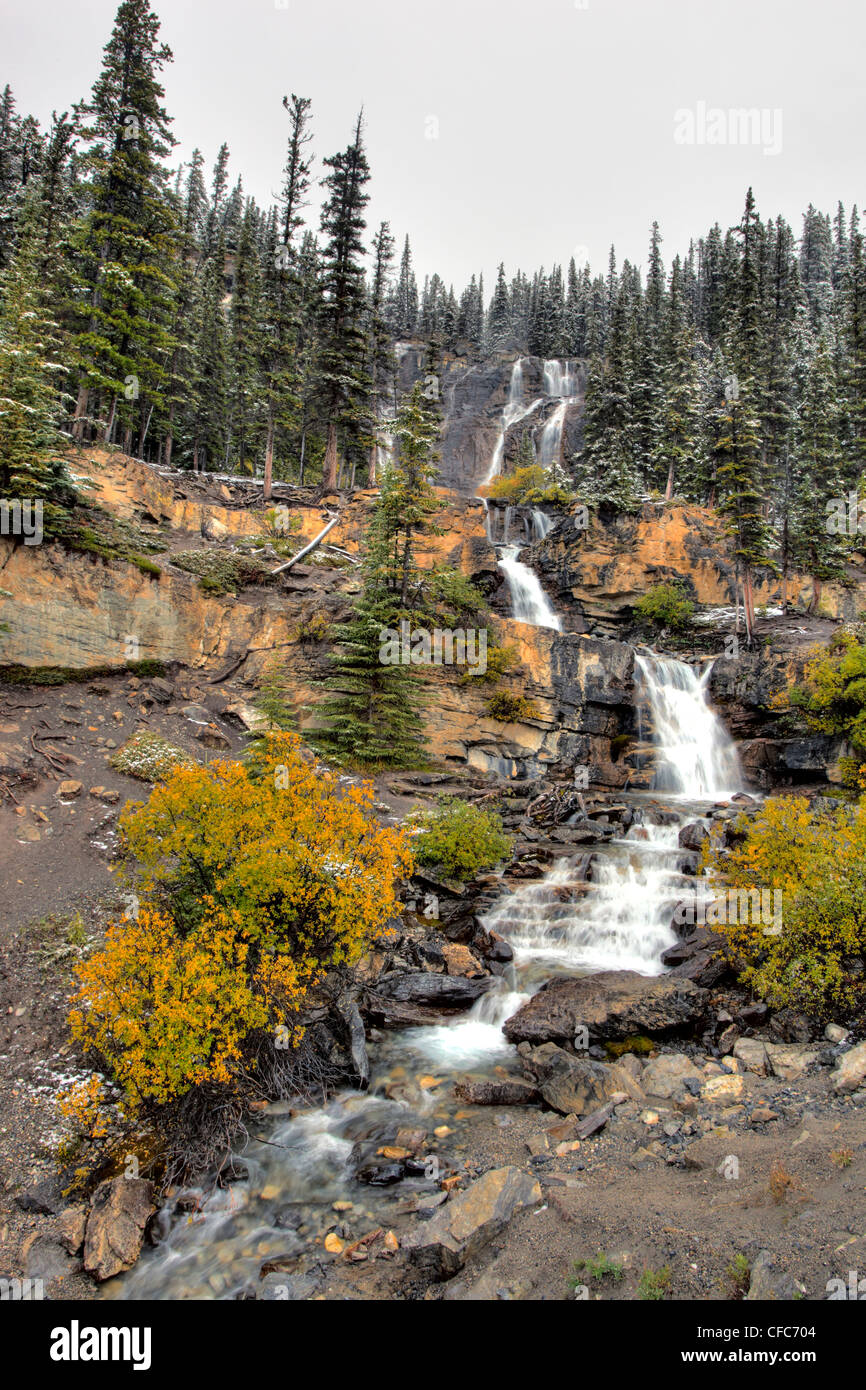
[538,401,568,469]
[466,647,744,996]
[481,823,685,977]
[497,545,562,630]
[483,358,544,484]
[530,509,552,541]
[634,651,742,799]
[536,359,578,472]
[542,359,576,397]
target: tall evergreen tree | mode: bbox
[317,111,371,490]
[70,0,177,454]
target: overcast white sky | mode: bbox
[4,0,864,290]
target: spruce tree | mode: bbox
[367,220,395,485]
[0,205,77,535]
[70,0,178,454]
[317,112,371,490]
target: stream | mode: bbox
[111,649,744,1300]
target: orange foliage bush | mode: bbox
[70,735,413,1111]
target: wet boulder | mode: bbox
[520,1044,622,1115]
[503,970,708,1045]
[662,929,731,987]
[373,970,493,1009]
[454,1079,541,1107]
[678,820,710,852]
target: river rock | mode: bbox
[640,1053,702,1099]
[373,970,493,1009]
[733,1038,769,1075]
[335,993,369,1089]
[832,1039,866,1093]
[678,820,710,852]
[746,1250,798,1301]
[503,971,708,1045]
[83,1177,155,1281]
[454,1079,541,1106]
[521,1043,623,1115]
[402,1166,542,1277]
[765,1043,820,1082]
[661,930,730,987]
[440,942,484,977]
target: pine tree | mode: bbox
[0,204,77,535]
[392,235,418,337]
[317,112,371,490]
[659,256,704,500]
[70,0,178,455]
[789,333,847,599]
[367,220,395,485]
[261,93,313,499]
[712,370,770,639]
[311,585,427,768]
[488,262,510,348]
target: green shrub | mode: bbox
[634,582,694,632]
[486,690,540,722]
[172,550,269,595]
[110,731,195,783]
[412,797,512,881]
[725,1254,751,1299]
[461,641,519,686]
[706,795,866,1019]
[570,1253,625,1287]
[423,567,488,625]
[296,611,332,643]
[487,464,573,506]
[789,631,866,763]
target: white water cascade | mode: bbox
[634,651,742,799]
[445,647,745,1045]
[497,545,562,630]
[483,358,544,485]
[537,359,579,472]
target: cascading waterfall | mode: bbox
[459,646,744,1030]
[482,821,685,979]
[537,358,578,472]
[482,360,562,629]
[497,545,562,630]
[634,651,742,799]
[483,358,544,485]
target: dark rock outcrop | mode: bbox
[503,970,708,1044]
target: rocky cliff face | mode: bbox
[535,501,866,632]
[1,448,855,793]
[392,349,586,494]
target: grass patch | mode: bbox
[638,1266,672,1301]
[171,549,270,595]
[0,659,167,686]
[604,1035,655,1059]
[724,1253,751,1299]
[570,1253,625,1288]
[486,690,540,722]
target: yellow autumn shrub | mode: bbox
[70,734,413,1111]
[707,795,866,1018]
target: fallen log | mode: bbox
[270,514,340,576]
